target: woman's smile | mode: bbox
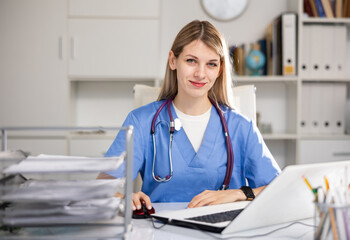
[189,80,207,88]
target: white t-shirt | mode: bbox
[173,103,211,152]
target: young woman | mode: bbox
[98,20,280,212]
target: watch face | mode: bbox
[201,0,248,21]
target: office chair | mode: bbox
[132,84,257,192]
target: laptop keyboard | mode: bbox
[185,208,244,224]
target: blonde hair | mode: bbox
[157,20,233,108]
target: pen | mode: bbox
[303,176,313,191]
[302,176,319,203]
[324,176,330,192]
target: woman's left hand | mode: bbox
[187,189,246,208]
[188,186,266,208]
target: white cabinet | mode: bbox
[67,0,160,79]
[67,0,161,129]
[68,19,159,79]
[0,0,68,127]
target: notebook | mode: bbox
[152,160,350,234]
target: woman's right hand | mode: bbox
[132,191,152,211]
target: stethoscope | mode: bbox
[151,97,234,190]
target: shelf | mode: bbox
[1,127,119,139]
[301,77,350,82]
[70,76,158,82]
[68,132,117,139]
[302,17,350,24]
[300,135,350,140]
[234,76,298,83]
[262,133,298,140]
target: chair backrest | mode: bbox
[232,85,257,123]
[133,84,161,109]
[134,84,256,122]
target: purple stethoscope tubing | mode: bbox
[209,98,233,190]
[151,98,174,182]
[151,97,234,190]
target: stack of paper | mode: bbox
[0,154,125,226]
[3,154,125,174]
[2,198,120,226]
[0,179,123,202]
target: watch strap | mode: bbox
[240,186,255,201]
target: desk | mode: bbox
[128,202,315,240]
[0,202,315,239]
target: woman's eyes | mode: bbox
[186,59,218,67]
[186,59,196,64]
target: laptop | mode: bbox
[152,160,350,234]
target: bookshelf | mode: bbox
[297,0,350,164]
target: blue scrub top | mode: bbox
[104,100,281,202]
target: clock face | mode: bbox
[201,0,249,21]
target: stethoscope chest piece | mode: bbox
[174,118,182,131]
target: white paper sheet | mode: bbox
[3,197,121,226]
[1,179,123,202]
[3,153,125,174]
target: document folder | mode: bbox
[334,24,347,77]
[305,24,347,78]
[280,12,297,75]
[332,83,346,134]
[300,83,311,134]
[301,24,311,77]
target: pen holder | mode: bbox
[314,202,350,240]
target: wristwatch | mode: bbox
[240,186,255,201]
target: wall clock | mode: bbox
[201,0,249,21]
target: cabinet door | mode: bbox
[7,138,67,156]
[0,0,68,126]
[68,19,159,79]
[299,140,350,164]
[69,138,114,157]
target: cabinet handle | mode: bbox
[58,36,63,60]
[333,152,350,157]
[70,37,75,60]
